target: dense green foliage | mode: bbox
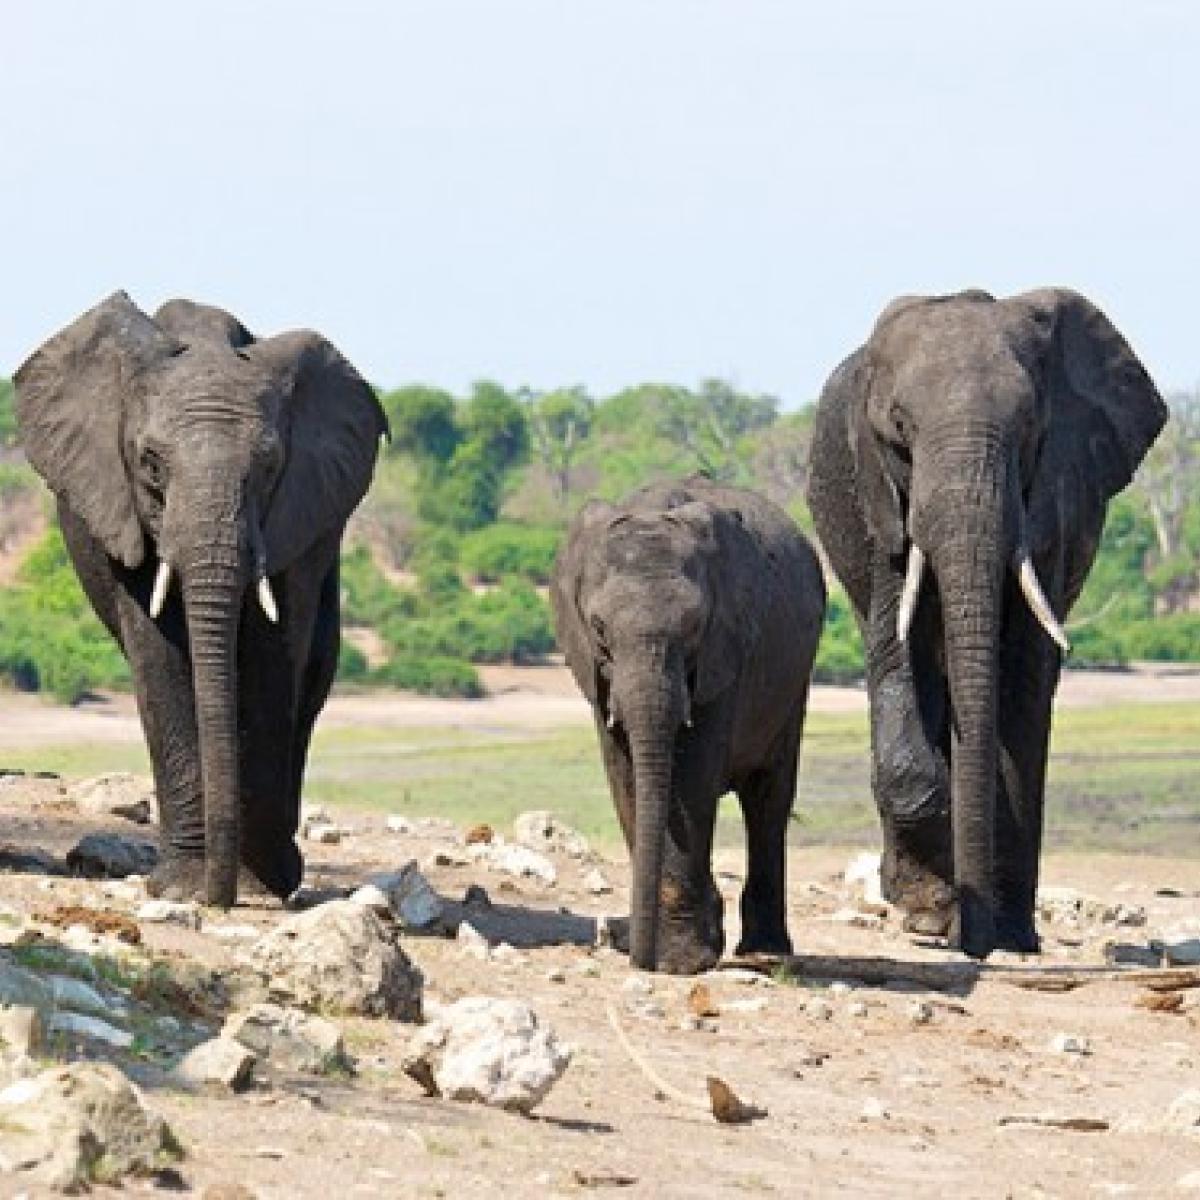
[0,374,1197,702]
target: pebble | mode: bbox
[846,1000,869,1018]
[385,814,413,834]
[207,924,261,944]
[907,1000,934,1025]
[621,975,654,996]
[806,998,834,1021]
[545,967,567,984]
[583,868,613,895]
[136,899,202,929]
[860,1097,890,1121]
[175,1037,257,1092]
[305,822,343,845]
[724,996,769,1014]
[457,920,491,961]
[1050,1032,1092,1056]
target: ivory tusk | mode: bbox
[1016,554,1070,653]
[257,576,279,624]
[896,543,925,643]
[149,560,172,619]
[606,709,617,731]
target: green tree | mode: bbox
[528,386,594,503]
[384,385,461,465]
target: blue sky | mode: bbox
[3,1,1196,404]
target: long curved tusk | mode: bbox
[257,576,279,624]
[1016,553,1070,654]
[149,560,172,619]
[896,543,925,643]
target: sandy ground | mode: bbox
[1,775,1199,1197]
[1,661,1198,751]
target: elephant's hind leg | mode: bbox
[734,712,801,958]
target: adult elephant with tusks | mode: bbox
[553,477,826,974]
[15,292,388,908]
[807,288,1166,959]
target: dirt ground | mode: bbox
[0,672,1199,1198]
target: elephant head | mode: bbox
[553,489,765,970]
[15,291,387,907]
[846,288,1166,956]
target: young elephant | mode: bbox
[552,477,826,974]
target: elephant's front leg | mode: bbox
[866,553,954,933]
[994,593,1061,952]
[113,571,207,901]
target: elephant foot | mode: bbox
[146,855,207,902]
[240,841,303,902]
[902,906,952,938]
[948,892,998,961]
[883,839,955,941]
[994,911,1040,955]
[653,934,723,976]
[735,924,793,959]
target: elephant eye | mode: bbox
[140,447,168,491]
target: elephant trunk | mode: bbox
[914,427,1015,959]
[622,647,682,972]
[180,523,246,909]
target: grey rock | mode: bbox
[1104,941,1164,968]
[174,1037,257,1092]
[0,1062,180,1190]
[224,1003,350,1074]
[1158,935,1200,967]
[363,862,445,931]
[68,774,154,825]
[512,811,592,860]
[402,996,571,1114]
[1049,1032,1091,1056]
[65,833,158,879]
[0,960,52,1011]
[241,900,423,1020]
[48,1012,134,1049]
[0,843,66,876]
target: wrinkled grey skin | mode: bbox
[15,293,387,908]
[807,288,1166,959]
[553,477,826,973]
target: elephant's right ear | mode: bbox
[847,357,906,559]
[14,292,177,569]
[551,499,616,707]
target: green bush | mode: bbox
[336,639,371,683]
[0,527,129,702]
[372,655,483,698]
[460,523,561,584]
[813,589,865,683]
[1121,614,1200,661]
[340,543,413,627]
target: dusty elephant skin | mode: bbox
[14,293,389,909]
[806,288,1167,959]
[552,476,826,974]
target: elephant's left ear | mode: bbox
[251,332,389,573]
[1025,289,1167,501]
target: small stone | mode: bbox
[907,1000,934,1025]
[136,899,202,929]
[860,1096,890,1121]
[48,1012,134,1049]
[472,842,557,885]
[464,823,495,845]
[207,923,261,944]
[65,832,158,879]
[1168,1090,1200,1132]
[806,998,834,1021]
[349,884,391,913]
[575,960,601,978]
[384,814,413,834]
[622,975,653,996]
[403,997,571,1114]
[1104,941,1164,968]
[1050,1032,1092,1056]
[175,1037,257,1091]
[843,851,887,909]
[224,1003,349,1074]
[829,981,852,996]
[463,884,492,909]
[724,996,769,1014]
[0,1006,44,1058]
[583,868,613,895]
[304,822,343,845]
[0,1063,180,1189]
[68,774,154,824]
[457,920,491,960]
[846,1000,868,1018]
[829,907,883,929]
[300,802,330,828]
[512,811,591,859]
[546,967,566,984]
[427,849,469,869]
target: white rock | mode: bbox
[68,774,154,824]
[0,1063,180,1190]
[136,899,202,929]
[545,967,566,984]
[47,1012,134,1049]
[512,811,591,859]
[301,802,331,828]
[350,884,391,913]
[1037,886,1144,928]
[174,1036,257,1091]
[241,900,423,1019]
[457,920,491,960]
[224,1003,349,1074]
[0,907,35,950]
[1050,1032,1092,1056]
[402,997,572,1114]
[622,975,653,996]
[471,841,557,885]
[1177,1169,1200,1190]
[725,996,769,1014]
[829,907,883,929]
[844,852,887,909]
[907,1001,934,1025]
[828,981,852,996]
[806,998,834,1021]
[304,822,343,845]
[385,814,413,834]
[860,1096,890,1121]
[365,862,445,931]
[0,1005,43,1058]
[1168,1090,1200,1132]
[583,868,613,895]
[846,1000,869,1018]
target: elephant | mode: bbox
[14,292,388,908]
[806,288,1166,959]
[552,476,826,973]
